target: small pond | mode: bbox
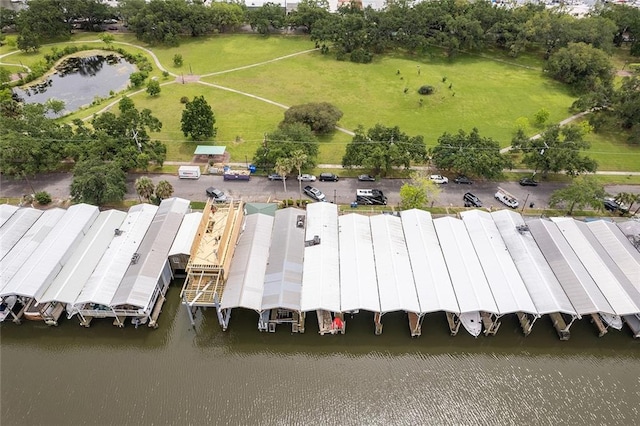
[14,53,137,115]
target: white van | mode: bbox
[178,165,201,179]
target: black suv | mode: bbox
[519,177,539,186]
[319,173,339,182]
[463,192,482,208]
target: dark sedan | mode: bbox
[519,177,539,186]
[358,174,376,182]
[454,176,473,185]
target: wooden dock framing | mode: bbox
[180,200,244,325]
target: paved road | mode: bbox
[2,172,638,211]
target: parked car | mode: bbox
[429,174,449,184]
[268,173,286,181]
[206,187,227,203]
[603,199,619,212]
[319,173,339,182]
[358,174,376,182]
[298,174,316,182]
[463,192,483,208]
[454,176,473,185]
[519,177,539,186]
[303,185,326,202]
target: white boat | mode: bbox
[460,312,482,337]
[600,313,623,330]
[0,296,17,322]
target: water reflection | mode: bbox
[14,54,136,115]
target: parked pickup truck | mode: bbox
[495,187,519,209]
[223,169,251,181]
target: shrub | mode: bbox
[162,70,169,78]
[180,96,189,104]
[418,85,435,95]
[129,71,146,87]
[173,54,183,67]
[34,191,52,205]
[349,48,373,64]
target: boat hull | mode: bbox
[460,312,482,337]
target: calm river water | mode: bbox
[1,285,639,425]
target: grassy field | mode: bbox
[3,33,640,174]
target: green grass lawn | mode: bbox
[5,33,640,174]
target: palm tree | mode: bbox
[289,149,308,205]
[274,157,292,193]
[155,180,174,201]
[134,176,154,202]
[614,192,638,215]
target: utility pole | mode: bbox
[521,193,530,213]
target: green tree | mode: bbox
[614,192,639,215]
[209,1,245,33]
[253,123,319,171]
[511,125,597,177]
[146,79,161,97]
[399,171,441,210]
[544,42,614,94]
[135,176,155,202]
[129,71,147,88]
[431,128,511,179]
[173,53,183,67]
[548,176,606,215]
[534,108,550,128]
[282,102,343,134]
[0,103,73,176]
[155,179,174,201]
[44,99,65,116]
[274,157,292,193]
[247,2,286,35]
[342,124,427,176]
[70,159,127,206]
[287,0,330,33]
[181,95,216,140]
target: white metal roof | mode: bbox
[39,210,127,304]
[111,198,190,309]
[220,213,274,311]
[0,203,99,299]
[527,218,615,315]
[262,208,305,311]
[616,219,640,247]
[370,214,420,314]
[586,220,640,293]
[433,217,499,314]
[168,212,202,257]
[74,203,158,307]
[0,204,18,227]
[491,210,576,316]
[461,210,538,315]
[551,218,640,315]
[338,213,380,313]
[0,208,43,261]
[400,209,459,314]
[300,202,341,312]
[0,208,66,294]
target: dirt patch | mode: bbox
[616,70,634,77]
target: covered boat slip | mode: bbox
[491,210,578,340]
[433,217,499,337]
[260,208,305,332]
[0,204,18,227]
[527,219,620,336]
[370,214,420,336]
[180,200,244,323]
[0,208,66,295]
[0,204,99,323]
[110,198,190,328]
[34,210,128,325]
[300,202,342,335]
[460,210,538,336]
[73,203,158,326]
[400,210,459,334]
[586,221,640,293]
[338,214,380,331]
[0,207,43,261]
[552,218,640,336]
[219,213,274,330]
[168,212,203,276]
